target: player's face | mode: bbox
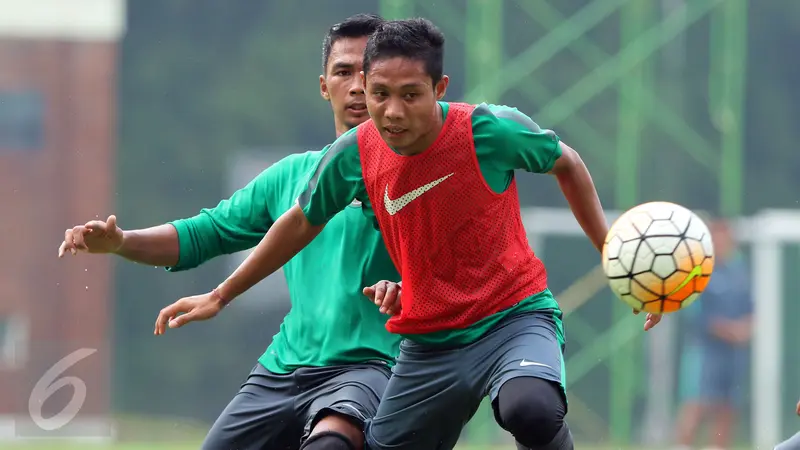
[363,57,449,154]
[710,220,735,260]
[320,36,370,136]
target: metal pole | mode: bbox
[464,0,504,103]
[709,0,747,216]
[378,0,413,20]
[463,2,505,444]
[611,0,652,444]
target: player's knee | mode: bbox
[306,413,364,450]
[300,431,357,450]
[496,377,566,447]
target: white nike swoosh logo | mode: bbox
[384,173,454,216]
[520,360,552,369]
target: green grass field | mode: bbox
[1,438,758,450]
[0,445,666,450]
[0,416,755,450]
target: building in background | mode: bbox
[0,0,126,440]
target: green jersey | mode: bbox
[168,151,401,373]
[298,102,564,346]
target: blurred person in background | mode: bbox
[674,218,752,450]
[58,13,404,450]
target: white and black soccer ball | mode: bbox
[602,201,715,313]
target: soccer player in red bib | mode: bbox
[160,18,663,450]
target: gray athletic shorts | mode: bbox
[365,309,566,450]
[201,361,391,450]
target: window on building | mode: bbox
[0,315,29,369]
[0,90,44,152]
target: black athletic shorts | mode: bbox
[201,361,391,450]
[365,309,566,450]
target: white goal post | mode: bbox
[521,206,800,449]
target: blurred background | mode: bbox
[0,0,798,449]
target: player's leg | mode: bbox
[483,309,573,450]
[364,341,485,450]
[674,343,710,448]
[775,431,800,450]
[296,363,392,450]
[691,346,733,448]
[300,415,361,450]
[708,349,746,449]
[496,377,572,450]
[201,364,302,450]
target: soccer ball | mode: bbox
[602,201,715,314]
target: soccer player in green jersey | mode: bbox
[156,18,664,450]
[58,14,401,450]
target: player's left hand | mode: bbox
[632,309,662,331]
[795,398,800,416]
[363,280,401,315]
[154,291,226,335]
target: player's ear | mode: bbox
[320,75,330,101]
[434,75,449,100]
[360,71,366,90]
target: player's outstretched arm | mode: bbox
[549,142,608,252]
[59,162,286,269]
[116,225,181,266]
[154,205,325,334]
[551,143,662,330]
[153,133,363,333]
[58,215,181,267]
[217,205,324,301]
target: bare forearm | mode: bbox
[217,205,324,303]
[116,225,180,266]
[553,145,607,252]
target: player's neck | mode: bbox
[399,103,444,156]
[335,123,349,137]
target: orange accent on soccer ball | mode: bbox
[686,240,706,266]
[639,302,660,314]
[701,256,715,275]
[632,273,663,299]
[664,271,689,299]
[666,276,696,302]
[695,274,710,293]
[662,300,683,313]
[673,242,695,272]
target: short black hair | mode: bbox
[322,13,385,74]
[363,18,445,84]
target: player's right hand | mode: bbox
[796,398,800,416]
[632,309,662,331]
[58,215,123,257]
[154,291,225,335]
[363,280,401,316]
